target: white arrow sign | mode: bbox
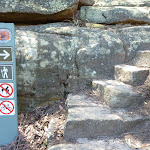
[0,50,10,60]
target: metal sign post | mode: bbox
[0,23,18,145]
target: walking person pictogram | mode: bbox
[1,66,8,79]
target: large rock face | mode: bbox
[15,24,150,112]
[15,23,125,112]
[0,0,79,23]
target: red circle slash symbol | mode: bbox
[0,101,14,115]
[0,83,13,98]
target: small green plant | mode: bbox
[43,139,47,146]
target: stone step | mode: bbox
[93,0,150,7]
[92,80,145,108]
[114,64,149,86]
[133,50,150,67]
[47,139,132,150]
[64,93,147,140]
[80,6,150,24]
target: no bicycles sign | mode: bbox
[0,100,15,115]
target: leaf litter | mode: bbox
[0,99,66,150]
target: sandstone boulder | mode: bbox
[117,26,150,62]
[0,0,79,24]
[15,23,125,112]
[80,6,150,24]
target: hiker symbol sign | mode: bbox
[0,65,13,80]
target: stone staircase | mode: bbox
[47,51,150,149]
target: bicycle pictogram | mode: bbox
[0,100,15,115]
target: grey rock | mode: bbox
[94,0,150,7]
[132,50,150,67]
[66,93,101,108]
[117,26,150,62]
[80,0,94,6]
[92,80,144,108]
[80,6,150,24]
[47,144,77,150]
[47,139,132,150]
[0,0,79,14]
[76,29,125,79]
[47,144,104,150]
[114,64,149,86]
[76,139,132,150]
[15,24,125,112]
[0,0,79,23]
[64,93,146,140]
[65,76,92,93]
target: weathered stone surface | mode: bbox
[0,0,79,23]
[65,76,92,93]
[117,26,150,62]
[76,29,125,79]
[132,50,150,67]
[64,93,146,140]
[47,139,132,150]
[92,80,144,107]
[114,64,149,86]
[80,6,150,24]
[79,0,94,6]
[66,92,101,108]
[94,0,150,7]
[15,24,125,112]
